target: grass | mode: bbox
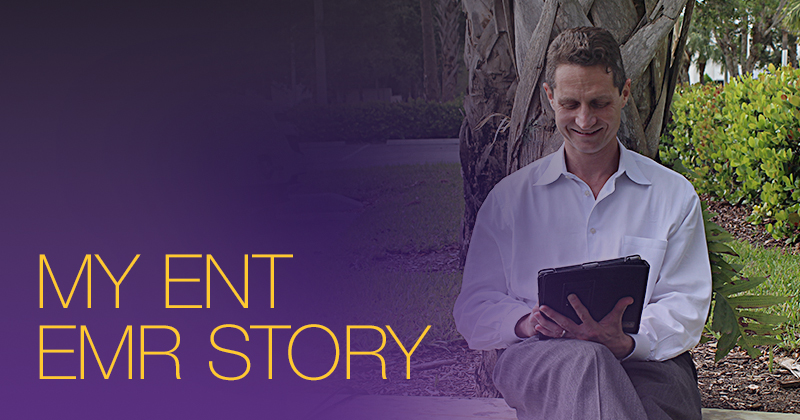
[726,241,800,349]
[298,163,465,345]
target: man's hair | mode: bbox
[544,27,627,94]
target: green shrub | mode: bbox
[662,65,800,242]
[279,99,464,143]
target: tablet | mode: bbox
[537,255,649,339]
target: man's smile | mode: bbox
[572,127,602,136]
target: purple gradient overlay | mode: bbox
[0,2,414,419]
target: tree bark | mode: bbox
[458,0,517,266]
[662,0,694,146]
[475,347,502,397]
[783,29,790,66]
[698,60,707,83]
[436,0,463,102]
[421,0,441,100]
[679,49,691,85]
[716,30,740,79]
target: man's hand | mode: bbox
[540,294,635,359]
[515,305,569,339]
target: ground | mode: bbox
[347,197,800,414]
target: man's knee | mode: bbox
[493,338,619,393]
[569,339,617,361]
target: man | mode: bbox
[453,27,711,420]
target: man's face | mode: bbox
[543,64,631,158]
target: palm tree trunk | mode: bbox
[459,0,517,266]
[436,0,463,102]
[421,0,441,100]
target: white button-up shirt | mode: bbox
[453,141,712,361]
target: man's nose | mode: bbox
[576,106,596,129]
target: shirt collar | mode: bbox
[532,139,652,186]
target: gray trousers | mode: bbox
[493,337,701,420]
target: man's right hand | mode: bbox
[539,295,635,358]
[515,305,567,338]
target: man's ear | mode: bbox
[620,78,631,106]
[543,82,555,107]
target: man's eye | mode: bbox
[564,103,579,110]
[593,102,609,108]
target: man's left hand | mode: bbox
[540,294,635,359]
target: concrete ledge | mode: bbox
[702,409,800,420]
[313,395,800,420]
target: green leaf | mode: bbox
[716,330,740,362]
[707,229,735,243]
[738,339,762,359]
[737,310,789,325]
[740,334,782,346]
[716,276,770,296]
[703,209,720,222]
[711,258,738,275]
[707,241,738,255]
[712,294,738,334]
[712,271,735,285]
[727,295,791,308]
[710,261,738,280]
[672,160,698,178]
[712,274,731,291]
[729,262,745,272]
[739,322,781,336]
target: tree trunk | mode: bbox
[784,29,790,66]
[436,0,463,102]
[459,0,693,396]
[475,348,503,398]
[680,48,692,85]
[741,16,756,77]
[717,31,740,79]
[458,0,517,266]
[698,60,707,83]
[421,0,441,101]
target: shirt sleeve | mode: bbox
[628,188,712,362]
[453,192,533,350]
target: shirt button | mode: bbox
[584,190,591,196]
[590,228,596,234]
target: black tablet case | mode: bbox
[537,255,649,340]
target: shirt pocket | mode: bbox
[621,236,668,287]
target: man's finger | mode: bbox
[566,294,595,324]
[531,309,563,337]
[539,304,579,331]
[534,323,562,338]
[532,310,561,332]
